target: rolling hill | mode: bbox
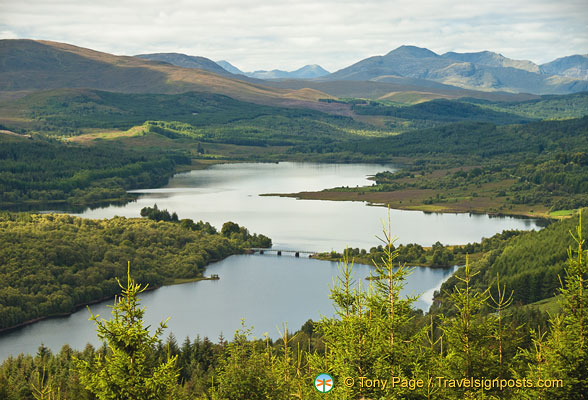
[0,39,334,107]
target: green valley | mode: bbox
[0,36,587,400]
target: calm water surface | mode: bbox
[74,162,540,249]
[0,162,542,359]
[0,255,457,359]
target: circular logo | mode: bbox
[314,373,334,393]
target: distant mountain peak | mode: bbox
[245,64,329,80]
[292,64,330,76]
[135,52,232,76]
[386,45,439,58]
[541,54,588,80]
[216,60,245,75]
[440,50,540,73]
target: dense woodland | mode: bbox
[0,137,189,207]
[351,98,533,125]
[317,241,461,268]
[297,117,588,212]
[0,212,585,399]
[435,213,587,309]
[317,214,587,309]
[0,211,270,330]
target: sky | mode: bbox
[1,0,587,72]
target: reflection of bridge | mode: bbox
[249,248,317,258]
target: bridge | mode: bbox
[249,248,317,258]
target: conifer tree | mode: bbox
[211,324,287,400]
[489,273,518,378]
[312,215,423,399]
[74,263,180,399]
[441,256,496,399]
[31,367,61,400]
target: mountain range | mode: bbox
[1,39,587,111]
[138,55,330,80]
[324,45,588,94]
[0,39,336,108]
[138,45,588,95]
[242,64,330,80]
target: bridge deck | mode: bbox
[249,248,317,254]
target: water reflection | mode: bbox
[69,162,543,249]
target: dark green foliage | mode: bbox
[465,91,588,120]
[221,221,241,237]
[434,211,588,313]
[211,326,288,400]
[75,267,181,399]
[0,138,189,207]
[352,98,533,125]
[340,117,588,158]
[0,212,271,330]
[220,221,271,247]
[518,213,588,399]
[308,220,427,399]
[17,89,274,131]
[312,117,588,211]
[319,241,457,267]
[141,204,179,222]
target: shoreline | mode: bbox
[262,190,560,220]
[311,254,464,269]
[0,158,227,211]
[0,254,235,336]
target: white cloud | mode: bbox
[0,0,586,71]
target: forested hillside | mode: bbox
[351,98,533,125]
[0,136,189,207]
[0,212,270,331]
[290,117,588,215]
[433,210,588,312]
[332,117,588,157]
[466,91,588,119]
[0,89,358,138]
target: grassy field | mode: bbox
[549,209,577,217]
[268,189,552,218]
[264,164,557,218]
